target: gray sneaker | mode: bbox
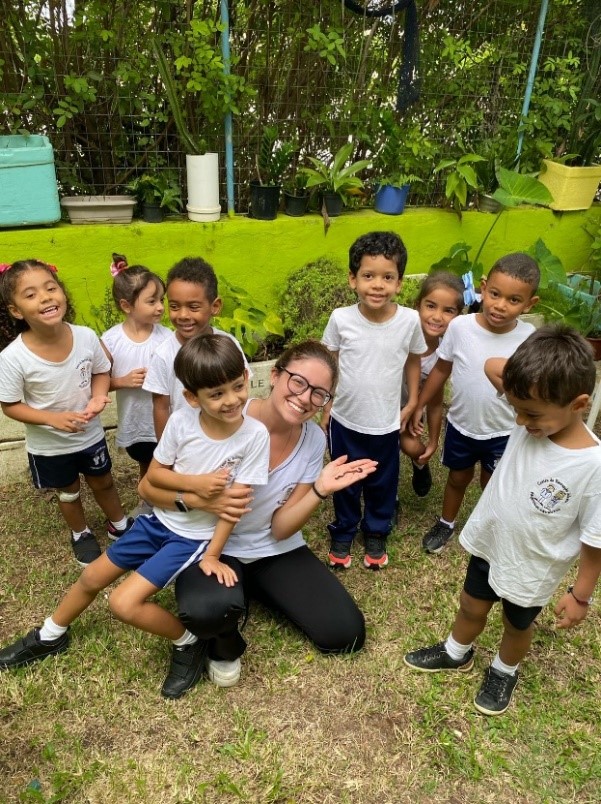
[404,641,474,673]
[71,531,101,566]
[474,666,519,715]
[422,520,454,554]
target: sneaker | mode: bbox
[71,531,101,566]
[107,516,135,541]
[363,535,388,569]
[474,666,519,716]
[206,656,241,688]
[422,520,454,554]
[328,541,352,569]
[412,463,432,497]
[404,641,474,673]
[0,627,70,669]
[161,639,208,700]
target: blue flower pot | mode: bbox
[374,183,410,215]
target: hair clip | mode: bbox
[462,270,478,306]
[110,253,128,277]
[0,263,11,274]
[46,263,58,273]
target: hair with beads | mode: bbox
[110,259,165,310]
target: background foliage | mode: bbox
[0,0,598,207]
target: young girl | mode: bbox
[101,255,170,516]
[0,334,271,700]
[0,259,133,566]
[401,271,465,497]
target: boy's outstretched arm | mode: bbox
[555,543,601,629]
[409,358,452,435]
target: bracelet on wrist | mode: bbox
[311,483,328,501]
[568,585,593,606]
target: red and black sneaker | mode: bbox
[363,535,388,570]
[106,516,135,542]
[328,541,352,569]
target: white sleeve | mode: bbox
[143,350,171,395]
[152,415,180,466]
[321,310,340,350]
[234,426,271,486]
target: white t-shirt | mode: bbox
[460,425,601,607]
[322,304,427,434]
[101,323,171,447]
[153,404,270,541]
[142,328,250,415]
[401,343,440,408]
[223,399,327,560]
[437,314,535,439]
[0,324,110,455]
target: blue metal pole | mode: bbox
[220,0,235,215]
[516,0,550,165]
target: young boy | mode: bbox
[321,231,427,569]
[412,253,540,554]
[143,256,249,439]
[404,325,601,716]
[0,335,270,700]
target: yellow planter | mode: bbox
[538,159,601,211]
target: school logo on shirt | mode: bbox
[218,456,242,486]
[76,358,93,388]
[277,484,296,507]
[530,478,570,514]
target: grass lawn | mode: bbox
[1,444,600,803]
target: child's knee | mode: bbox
[447,467,474,490]
[79,563,108,596]
[108,585,131,622]
[86,471,115,493]
[458,589,490,622]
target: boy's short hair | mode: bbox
[174,334,245,393]
[487,252,540,294]
[166,257,218,302]
[349,231,407,278]
[503,324,596,406]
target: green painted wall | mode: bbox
[1,206,599,328]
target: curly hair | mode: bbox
[349,231,407,277]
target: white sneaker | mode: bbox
[205,656,241,687]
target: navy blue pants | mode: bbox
[327,417,400,544]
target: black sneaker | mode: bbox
[474,666,519,716]
[404,641,474,673]
[363,535,389,569]
[422,520,454,554]
[71,531,102,566]
[0,627,70,669]
[107,516,135,542]
[328,541,352,569]
[412,463,432,497]
[161,639,209,699]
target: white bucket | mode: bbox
[186,153,221,222]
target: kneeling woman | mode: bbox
[140,340,375,691]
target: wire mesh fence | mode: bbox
[0,0,596,211]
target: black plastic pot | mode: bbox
[477,193,503,214]
[142,202,165,223]
[322,191,343,217]
[283,191,309,217]
[249,180,281,220]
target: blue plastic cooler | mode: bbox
[0,135,61,227]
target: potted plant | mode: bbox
[127,172,183,222]
[283,171,310,217]
[433,150,487,219]
[537,13,601,210]
[249,126,296,220]
[299,141,371,218]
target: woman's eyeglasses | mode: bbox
[280,368,332,407]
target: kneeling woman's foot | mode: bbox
[0,627,70,669]
[206,656,242,687]
[161,639,208,699]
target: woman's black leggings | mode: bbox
[175,546,366,660]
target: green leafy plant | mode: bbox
[433,152,487,217]
[372,110,433,189]
[127,172,183,212]
[255,126,296,187]
[299,142,371,200]
[214,277,284,360]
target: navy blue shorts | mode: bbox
[106,513,209,589]
[28,437,112,489]
[125,441,157,465]
[463,555,541,630]
[441,420,508,474]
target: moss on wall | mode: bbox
[1,206,599,329]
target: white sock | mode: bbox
[440,517,455,529]
[412,462,426,471]
[110,516,128,531]
[491,652,519,676]
[71,529,89,541]
[172,630,198,648]
[39,616,68,643]
[445,633,472,661]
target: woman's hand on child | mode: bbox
[317,455,378,495]
[199,555,239,587]
[50,410,90,432]
[554,591,589,629]
[193,469,231,499]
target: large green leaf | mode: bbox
[492,168,553,207]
